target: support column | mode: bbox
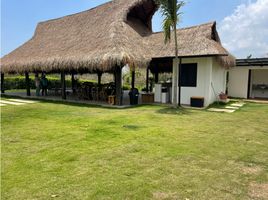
[25,72,31,96]
[113,72,116,82]
[115,67,122,106]
[97,72,102,86]
[154,71,159,84]
[131,71,135,89]
[61,71,66,100]
[71,72,76,94]
[1,73,5,94]
[146,67,149,93]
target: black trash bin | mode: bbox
[129,88,139,105]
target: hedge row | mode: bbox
[2,76,72,90]
[2,76,132,91]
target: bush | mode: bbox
[141,87,147,92]
[122,85,131,90]
[3,76,72,90]
[4,77,34,90]
[3,75,134,91]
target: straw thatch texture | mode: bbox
[1,0,235,73]
[146,22,235,69]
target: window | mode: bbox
[179,63,197,87]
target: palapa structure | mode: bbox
[1,0,235,105]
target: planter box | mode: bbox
[142,93,154,104]
[191,96,204,108]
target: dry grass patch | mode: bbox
[249,183,268,199]
[242,166,262,175]
[152,192,179,200]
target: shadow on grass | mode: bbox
[156,106,193,115]
[207,100,238,109]
[122,125,142,130]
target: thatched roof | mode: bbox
[147,22,236,71]
[1,0,235,74]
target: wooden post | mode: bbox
[25,72,31,96]
[71,72,76,94]
[155,71,159,84]
[97,72,102,86]
[113,72,116,82]
[146,67,149,93]
[131,71,135,89]
[61,71,66,100]
[115,67,122,105]
[1,73,5,94]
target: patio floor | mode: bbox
[1,90,147,108]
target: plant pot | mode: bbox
[219,94,228,100]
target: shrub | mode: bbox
[122,85,131,90]
[3,75,134,91]
[141,87,148,92]
[3,76,72,90]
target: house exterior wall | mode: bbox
[228,66,268,98]
[228,67,249,98]
[210,58,227,103]
[172,57,226,107]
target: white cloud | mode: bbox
[218,0,268,58]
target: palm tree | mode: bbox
[157,0,184,106]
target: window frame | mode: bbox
[179,63,198,87]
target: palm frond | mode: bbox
[163,18,172,43]
[157,0,185,43]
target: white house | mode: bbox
[169,57,228,107]
[153,56,229,107]
[147,20,234,108]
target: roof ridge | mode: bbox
[151,21,216,35]
[38,1,113,25]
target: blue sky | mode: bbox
[1,0,268,58]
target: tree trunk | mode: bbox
[172,22,179,106]
[146,67,149,93]
[178,58,182,106]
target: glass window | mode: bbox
[179,63,197,87]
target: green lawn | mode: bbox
[1,97,268,200]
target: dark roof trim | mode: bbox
[152,54,228,60]
[236,58,268,67]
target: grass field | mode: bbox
[1,97,268,200]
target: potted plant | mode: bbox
[219,92,228,100]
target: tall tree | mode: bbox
[157,0,184,106]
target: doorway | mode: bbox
[248,69,268,99]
